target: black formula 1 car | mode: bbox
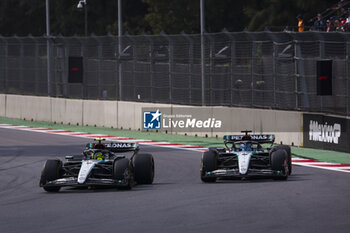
[40,138,154,192]
[200,131,292,182]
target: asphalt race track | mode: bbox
[0,128,350,233]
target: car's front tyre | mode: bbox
[200,150,217,183]
[40,160,62,192]
[270,149,288,180]
[271,145,292,175]
[113,158,133,190]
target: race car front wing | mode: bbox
[204,168,285,178]
[40,177,130,188]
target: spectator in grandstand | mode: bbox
[340,16,347,26]
[334,19,345,31]
[341,10,350,31]
[346,10,350,24]
[344,12,350,32]
[313,13,326,31]
[296,14,304,32]
[325,19,334,32]
[340,19,348,32]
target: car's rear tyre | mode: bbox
[133,153,155,184]
[271,149,288,180]
[201,151,217,183]
[113,158,133,190]
[40,160,62,192]
[271,145,292,175]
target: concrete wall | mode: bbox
[4,94,24,119]
[0,94,5,117]
[210,107,303,146]
[83,100,117,128]
[0,94,303,146]
[4,95,52,121]
[51,98,68,124]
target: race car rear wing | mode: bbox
[223,134,275,144]
[85,142,139,152]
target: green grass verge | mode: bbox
[1,116,350,164]
[291,147,350,164]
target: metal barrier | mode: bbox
[0,31,349,116]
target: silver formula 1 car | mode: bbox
[200,131,292,182]
[40,139,154,192]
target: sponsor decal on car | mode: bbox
[105,143,134,148]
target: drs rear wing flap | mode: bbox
[224,134,275,144]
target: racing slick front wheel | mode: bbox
[271,145,292,175]
[40,160,62,192]
[271,149,289,180]
[113,158,133,190]
[133,153,155,185]
[200,150,217,183]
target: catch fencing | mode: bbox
[0,31,349,116]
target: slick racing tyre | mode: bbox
[113,158,133,190]
[40,160,62,192]
[270,149,288,180]
[133,153,155,185]
[271,145,292,175]
[200,150,217,183]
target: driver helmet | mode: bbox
[91,151,104,160]
[245,143,252,151]
[240,144,245,151]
